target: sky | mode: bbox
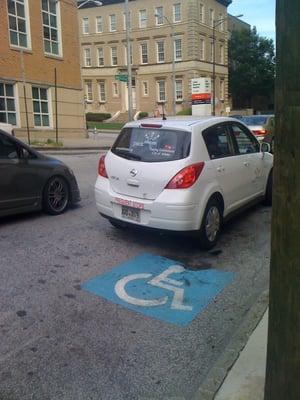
[228,0,276,43]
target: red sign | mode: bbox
[191,93,211,101]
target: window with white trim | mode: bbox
[199,3,204,23]
[111,47,118,66]
[84,48,91,67]
[139,9,147,28]
[97,47,104,66]
[32,87,50,127]
[112,82,119,97]
[0,82,17,125]
[82,17,89,34]
[157,41,165,63]
[174,38,182,61]
[140,43,148,64]
[220,44,224,64]
[142,81,149,96]
[173,3,181,23]
[210,42,214,62]
[157,80,166,102]
[209,9,214,27]
[95,16,103,33]
[175,80,183,101]
[7,0,30,48]
[85,81,93,102]
[42,0,61,56]
[124,44,133,65]
[155,6,164,25]
[99,81,106,102]
[123,11,131,30]
[219,13,224,31]
[109,14,116,32]
[220,79,225,100]
[199,37,205,60]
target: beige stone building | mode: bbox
[78,0,231,119]
[0,0,85,139]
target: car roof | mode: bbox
[125,116,238,131]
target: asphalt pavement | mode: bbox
[0,153,270,400]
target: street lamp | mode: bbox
[212,14,243,116]
[125,0,133,122]
[155,13,176,116]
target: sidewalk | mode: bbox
[214,310,268,400]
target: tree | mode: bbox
[228,27,275,110]
[264,1,300,399]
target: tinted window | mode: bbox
[111,128,191,162]
[202,124,233,159]
[230,123,260,154]
[0,134,18,159]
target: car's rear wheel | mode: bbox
[264,171,273,206]
[199,198,222,250]
[43,176,70,215]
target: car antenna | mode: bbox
[162,103,167,120]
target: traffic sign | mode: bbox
[115,74,128,82]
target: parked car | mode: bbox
[0,129,80,217]
[95,117,273,249]
[238,115,275,145]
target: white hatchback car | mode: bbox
[95,117,273,248]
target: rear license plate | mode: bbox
[121,206,140,222]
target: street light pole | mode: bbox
[125,0,133,121]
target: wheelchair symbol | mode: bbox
[114,265,193,311]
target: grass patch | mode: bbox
[31,138,63,147]
[87,122,124,130]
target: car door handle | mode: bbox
[243,162,250,167]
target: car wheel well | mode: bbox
[208,192,224,215]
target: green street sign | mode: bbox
[115,74,128,82]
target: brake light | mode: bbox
[252,129,267,136]
[140,123,162,128]
[98,155,108,178]
[165,162,205,189]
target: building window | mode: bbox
[84,48,91,67]
[220,79,225,100]
[142,81,149,96]
[32,87,50,127]
[0,83,17,125]
[124,44,133,65]
[112,82,118,97]
[199,38,205,60]
[7,0,30,49]
[109,14,116,32]
[174,38,182,61]
[140,43,148,64]
[139,9,147,28]
[210,42,214,62]
[123,11,131,30]
[209,9,214,27]
[173,3,181,23]
[219,13,224,31]
[111,47,118,66]
[85,81,93,102]
[220,44,224,64]
[199,3,204,24]
[155,6,164,25]
[82,17,89,34]
[96,16,103,33]
[42,0,61,56]
[157,41,165,63]
[175,80,183,101]
[99,81,106,102]
[157,80,166,102]
[97,47,104,66]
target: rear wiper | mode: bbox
[113,149,141,160]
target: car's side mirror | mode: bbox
[261,142,271,153]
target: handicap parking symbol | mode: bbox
[82,253,234,326]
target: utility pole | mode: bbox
[264,1,300,399]
[20,49,31,144]
[125,0,133,121]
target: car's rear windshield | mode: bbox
[240,116,268,125]
[111,127,191,162]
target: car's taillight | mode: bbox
[165,162,205,189]
[252,129,267,136]
[98,155,108,178]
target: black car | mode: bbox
[0,129,80,217]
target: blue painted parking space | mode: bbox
[82,253,234,326]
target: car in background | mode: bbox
[238,115,275,146]
[95,117,273,249]
[0,129,80,218]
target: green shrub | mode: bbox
[86,113,111,122]
[176,108,192,116]
[137,112,149,120]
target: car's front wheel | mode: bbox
[43,176,70,215]
[199,198,222,250]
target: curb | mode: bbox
[192,290,269,400]
[33,146,110,152]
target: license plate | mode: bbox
[121,206,140,222]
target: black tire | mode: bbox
[199,198,223,250]
[109,218,126,229]
[264,171,273,206]
[43,176,70,215]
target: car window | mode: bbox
[0,134,19,159]
[202,124,234,160]
[240,116,268,125]
[111,128,191,163]
[230,123,260,154]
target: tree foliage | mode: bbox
[229,27,275,109]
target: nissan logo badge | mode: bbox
[130,168,138,177]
